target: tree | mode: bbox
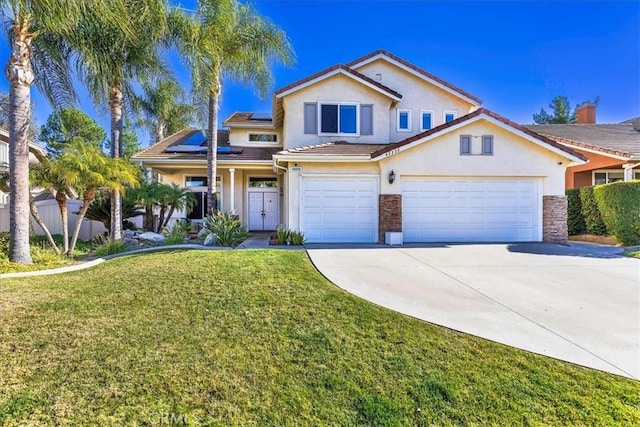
[134,78,197,143]
[70,0,169,241]
[0,0,127,264]
[173,0,294,214]
[532,95,579,124]
[0,91,38,139]
[39,107,106,158]
[157,183,195,231]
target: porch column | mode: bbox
[229,168,235,214]
[623,163,639,181]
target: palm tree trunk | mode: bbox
[5,16,35,264]
[69,188,95,256]
[162,206,176,230]
[29,194,60,255]
[157,205,166,232]
[207,76,221,215]
[155,118,165,143]
[109,85,124,241]
[55,190,69,254]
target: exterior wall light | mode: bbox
[388,170,396,184]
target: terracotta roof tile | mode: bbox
[346,49,482,105]
[523,124,640,158]
[277,141,389,156]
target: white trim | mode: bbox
[372,113,587,164]
[229,168,235,214]
[274,154,372,162]
[317,101,360,136]
[274,68,402,101]
[443,110,457,124]
[349,53,481,106]
[397,109,412,132]
[420,110,434,131]
[591,168,638,185]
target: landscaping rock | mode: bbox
[197,228,209,238]
[123,229,135,238]
[121,237,140,250]
[139,232,166,243]
[203,233,216,246]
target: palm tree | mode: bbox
[0,0,132,263]
[173,0,294,214]
[70,0,169,241]
[158,183,195,230]
[134,78,197,143]
[60,140,139,254]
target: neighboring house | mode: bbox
[132,50,586,244]
[0,128,46,207]
[524,105,640,188]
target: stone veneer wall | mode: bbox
[378,194,402,243]
[543,195,568,243]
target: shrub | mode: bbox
[204,211,249,247]
[579,186,607,235]
[94,241,128,257]
[275,227,290,245]
[289,230,306,246]
[163,221,188,245]
[594,181,640,245]
[566,188,586,235]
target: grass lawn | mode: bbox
[0,233,92,274]
[1,250,638,425]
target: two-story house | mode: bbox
[132,50,586,244]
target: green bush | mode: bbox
[204,211,249,247]
[289,230,306,246]
[275,227,290,245]
[94,241,128,257]
[579,186,607,235]
[566,188,586,235]
[594,181,640,245]
[163,221,188,245]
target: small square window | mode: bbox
[444,111,457,123]
[421,111,433,131]
[397,110,411,131]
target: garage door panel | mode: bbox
[403,178,540,242]
[301,176,378,243]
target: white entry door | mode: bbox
[248,191,279,231]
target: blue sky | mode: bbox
[1,0,638,146]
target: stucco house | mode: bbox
[524,106,640,189]
[132,50,587,244]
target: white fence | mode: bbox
[0,199,107,241]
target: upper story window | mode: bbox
[304,102,372,136]
[397,109,411,132]
[444,111,457,123]
[420,110,433,131]
[248,133,278,143]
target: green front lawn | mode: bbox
[1,250,638,425]
[624,250,640,259]
[0,233,92,274]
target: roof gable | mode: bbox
[347,50,482,106]
[371,108,587,163]
[274,64,402,101]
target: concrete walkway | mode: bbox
[307,243,640,379]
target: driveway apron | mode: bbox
[306,243,640,380]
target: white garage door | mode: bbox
[301,176,378,243]
[403,178,540,242]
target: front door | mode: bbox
[248,191,279,231]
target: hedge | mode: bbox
[593,181,640,246]
[579,186,607,235]
[566,188,585,235]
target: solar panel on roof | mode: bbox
[165,146,207,154]
[251,112,272,121]
[182,132,207,146]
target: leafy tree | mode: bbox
[533,96,576,124]
[105,125,141,160]
[70,0,169,241]
[39,107,106,158]
[172,0,294,214]
[134,78,197,143]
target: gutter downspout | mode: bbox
[623,162,640,181]
[273,157,287,174]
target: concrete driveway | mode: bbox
[306,243,640,380]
